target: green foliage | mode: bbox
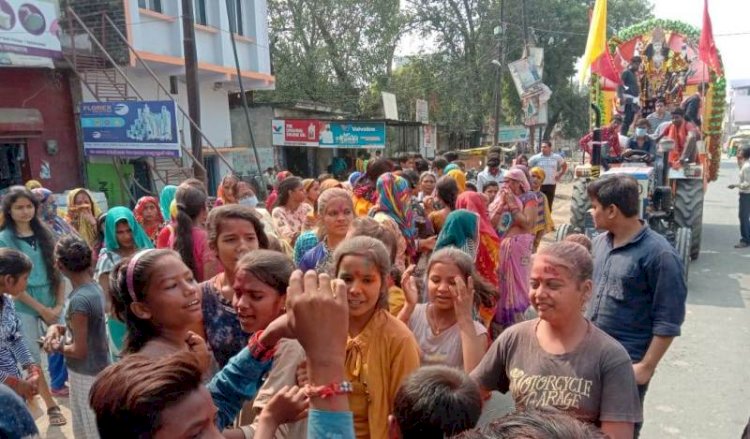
[260,0,655,141]
[257,0,406,112]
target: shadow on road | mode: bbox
[688,223,749,308]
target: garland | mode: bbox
[589,74,604,129]
[706,73,726,182]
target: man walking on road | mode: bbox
[585,174,687,438]
[528,140,567,210]
[476,154,504,193]
[728,146,750,248]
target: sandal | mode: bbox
[47,406,67,426]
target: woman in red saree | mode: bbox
[454,191,501,326]
[133,196,164,245]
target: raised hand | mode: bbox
[285,270,348,365]
[400,265,419,306]
[451,276,474,325]
[185,331,212,373]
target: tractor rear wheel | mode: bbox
[570,180,591,233]
[674,179,704,260]
[675,227,691,283]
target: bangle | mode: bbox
[304,381,353,399]
[247,330,277,362]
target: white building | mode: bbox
[66,0,274,196]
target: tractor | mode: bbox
[556,105,701,281]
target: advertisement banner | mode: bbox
[420,124,437,158]
[272,119,320,147]
[318,121,386,149]
[382,92,399,121]
[81,101,181,157]
[497,125,529,143]
[508,57,542,98]
[0,0,62,63]
[415,99,429,124]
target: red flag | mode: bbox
[591,50,621,85]
[699,0,723,76]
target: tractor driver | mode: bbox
[579,114,624,160]
[625,119,656,158]
[654,108,700,169]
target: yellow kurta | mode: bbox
[346,309,421,439]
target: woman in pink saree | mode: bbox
[489,168,538,333]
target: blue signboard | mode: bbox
[318,121,386,149]
[81,101,180,157]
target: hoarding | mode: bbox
[497,125,529,143]
[0,0,61,66]
[272,120,386,149]
[81,101,181,157]
[416,99,429,124]
[318,121,386,149]
[271,119,320,147]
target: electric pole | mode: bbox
[492,0,506,149]
[182,0,205,182]
[520,0,535,152]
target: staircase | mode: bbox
[60,7,234,194]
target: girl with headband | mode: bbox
[109,249,206,362]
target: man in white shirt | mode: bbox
[645,98,672,136]
[729,146,750,248]
[476,154,504,192]
[528,140,567,210]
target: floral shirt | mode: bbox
[200,275,248,368]
[271,204,313,244]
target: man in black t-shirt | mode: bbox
[619,56,642,136]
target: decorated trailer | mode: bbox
[589,18,726,182]
[558,16,726,277]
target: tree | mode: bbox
[260,0,653,145]
[258,0,407,113]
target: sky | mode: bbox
[654,0,750,82]
[396,0,750,83]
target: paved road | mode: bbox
[478,160,750,437]
[640,159,750,438]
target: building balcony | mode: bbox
[63,0,274,91]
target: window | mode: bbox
[138,0,162,12]
[194,0,207,26]
[229,0,244,35]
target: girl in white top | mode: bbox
[398,247,493,372]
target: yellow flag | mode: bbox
[579,0,608,84]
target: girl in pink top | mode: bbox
[170,185,218,283]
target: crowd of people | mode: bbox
[0,145,689,439]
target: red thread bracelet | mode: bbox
[247,330,277,362]
[304,381,353,399]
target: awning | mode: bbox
[0,108,44,138]
[202,146,251,156]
